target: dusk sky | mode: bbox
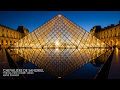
[0,11,120,33]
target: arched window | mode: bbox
[10,41,12,45]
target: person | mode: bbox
[113,45,116,49]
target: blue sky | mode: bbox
[0,11,120,33]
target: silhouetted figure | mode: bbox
[113,45,116,49]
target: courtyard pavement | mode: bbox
[108,48,120,79]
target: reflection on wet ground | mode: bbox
[4,48,113,79]
[108,48,120,79]
[0,49,11,79]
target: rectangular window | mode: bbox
[2,33,4,37]
[7,34,8,38]
[104,32,105,38]
[1,40,3,45]
[10,41,12,45]
[115,28,116,37]
[115,33,116,37]
[111,30,112,37]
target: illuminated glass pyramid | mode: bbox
[8,14,112,78]
[11,14,110,49]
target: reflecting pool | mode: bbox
[7,48,113,79]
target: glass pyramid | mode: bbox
[8,14,113,78]
[10,14,110,49]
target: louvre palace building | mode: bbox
[90,21,120,48]
[0,24,29,48]
[0,14,120,79]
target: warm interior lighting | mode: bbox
[56,41,59,46]
[116,47,118,56]
[56,48,59,51]
[58,77,61,79]
[58,14,61,17]
[11,14,110,49]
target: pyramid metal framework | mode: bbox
[11,14,110,49]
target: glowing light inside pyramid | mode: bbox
[10,14,110,49]
[8,14,113,79]
[56,48,59,51]
[56,41,59,46]
[58,14,61,17]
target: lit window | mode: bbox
[10,41,12,45]
[6,40,8,45]
[56,41,59,46]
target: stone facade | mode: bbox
[90,22,120,48]
[0,24,29,48]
